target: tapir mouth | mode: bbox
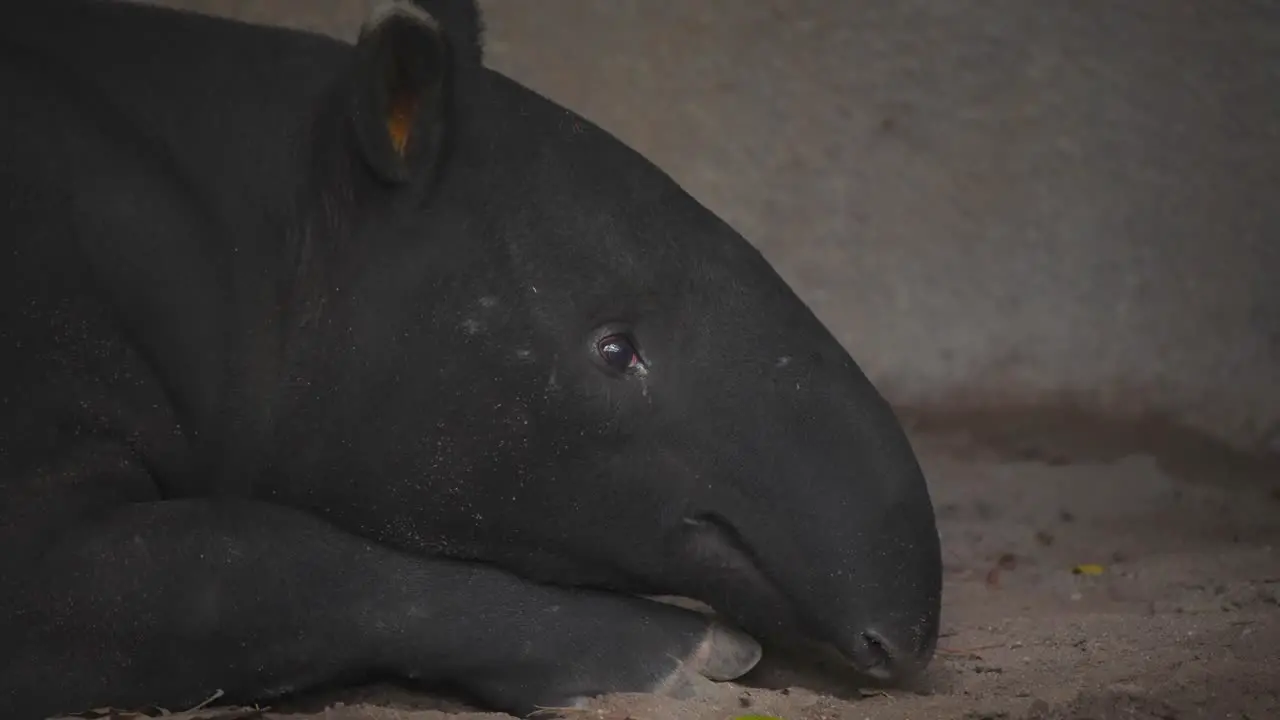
[677,513,932,684]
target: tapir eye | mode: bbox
[597,334,642,373]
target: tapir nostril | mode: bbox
[857,629,897,676]
[846,627,932,683]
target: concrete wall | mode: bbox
[143,0,1280,453]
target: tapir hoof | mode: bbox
[467,611,761,716]
[551,619,762,711]
[651,620,764,699]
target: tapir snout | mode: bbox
[671,365,943,683]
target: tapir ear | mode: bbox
[349,1,451,185]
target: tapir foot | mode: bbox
[1,497,759,720]
[461,603,762,715]
[654,621,766,696]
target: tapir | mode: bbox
[0,0,943,717]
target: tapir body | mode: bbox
[0,1,942,717]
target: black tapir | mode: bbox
[0,0,943,716]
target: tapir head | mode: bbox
[280,0,942,684]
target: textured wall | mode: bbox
[140,0,1280,452]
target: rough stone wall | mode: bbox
[138,0,1280,452]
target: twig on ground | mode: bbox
[186,689,225,712]
[529,705,637,720]
[936,642,1005,659]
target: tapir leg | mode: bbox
[0,498,761,719]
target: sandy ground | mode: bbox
[90,411,1277,720]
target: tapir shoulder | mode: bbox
[0,1,360,492]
